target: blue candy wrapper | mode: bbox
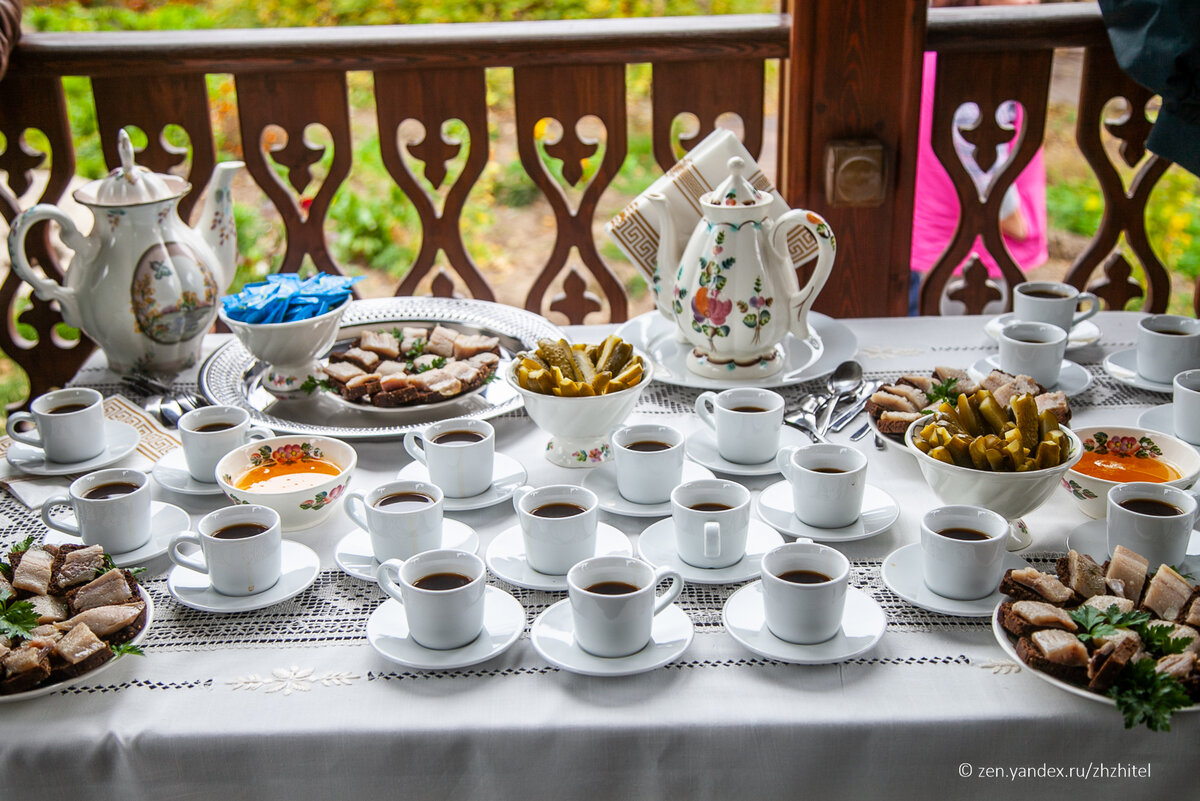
[222,273,360,324]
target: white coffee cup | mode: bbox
[403,418,495,498]
[998,321,1066,387]
[178,405,273,483]
[345,480,444,563]
[1173,369,1200,445]
[669,479,750,569]
[567,556,682,658]
[41,468,153,554]
[1012,281,1099,333]
[920,505,1010,601]
[377,549,487,650]
[169,505,282,596]
[512,484,599,575]
[776,444,867,528]
[695,387,784,464]
[760,540,849,644]
[6,387,106,463]
[612,423,685,505]
[1137,314,1200,384]
[1107,482,1198,571]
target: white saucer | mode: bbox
[41,501,190,568]
[636,518,782,585]
[530,599,693,677]
[167,539,320,613]
[1102,348,1174,394]
[366,586,524,670]
[722,583,886,665]
[334,521,480,582]
[581,460,715,518]
[486,523,633,591]
[151,448,225,496]
[397,452,527,511]
[970,355,1092,396]
[5,420,140,476]
[684,427,809,477]
[880,543,1031,617]
[985,313,1101,349]
[1138,403,1177,437]
[1066,518,1200,575]
[755,481,899,542]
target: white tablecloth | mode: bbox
[1,312,1192,800]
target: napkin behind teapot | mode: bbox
[0,394,180,509]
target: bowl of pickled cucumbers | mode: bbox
[505,335,652,467]
[905,390,1082,545]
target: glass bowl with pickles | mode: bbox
[904,390,1082,550]
[504,335,653,467]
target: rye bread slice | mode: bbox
[999,600,1076,638]
[1087,636,1139,693]
[1015,635,1088,685]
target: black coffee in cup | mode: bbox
[938,527,991,541]
[779,569,832,584]
[48,403,91,415]
[690,502,732,512]
[585,581,639,595]
[626,440,672,452]
[730,405,767,413]
[83,482,140,500]
[811,467,845,474]
[213,523,269,540]
[432,430,485,445]
[413,572,472,591]
[195,422,236,432]
[375,492,435,510]
[1021,289,1070,300]
[1118,498,1183,517]
[532,502,586,518]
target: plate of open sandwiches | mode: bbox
[201,297,567,439]
[1,539,150,701]
[992,547,1199,730]
[868,366,1071,444]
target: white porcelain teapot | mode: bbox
[6,129,242,377]
[649,157,836,380]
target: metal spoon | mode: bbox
[815,360,864,435]
[784,393,829,443]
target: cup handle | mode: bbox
[694,392,718,432]
[1074,292,1100,326]
[776,446,798,478]
[39,494,80,536]
[246,426,274,442]
[403,432,427,466]
[511,484,533,515]
[377,558,407,605]
[703,521,721,559]
[5,412,42,448]
[168,532,209,575]
[344,491,370,532]
[652,565,683,615]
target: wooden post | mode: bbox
[780,0,927,317]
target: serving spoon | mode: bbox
[815,360,864,435]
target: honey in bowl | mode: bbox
[1073,450,1181,483]
[233,443,343,492]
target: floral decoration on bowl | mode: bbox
[1082,431,1164,460]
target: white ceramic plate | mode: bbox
[581,460,715,518]
[42,501,190,567]
[366,586,524,670]
[881,543,1030,617]
[167,540,320,613]
[636,518,781,585]
[755,481,899,542]
[151,448,225,496]
[684,426,810,477]
[722,583,886,665]
[0,585,153,703]
[334,521,480,582]
[969,355,1093,397]
[531,599,693,677]
[985,313,1101,349]
[397,452,527,511]
[1102,348,1174,394]
[5,420,140,476]
[614,311,858,389]
[485,523,632,592]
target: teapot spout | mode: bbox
[646,192,678,319]
[196,161,243,291]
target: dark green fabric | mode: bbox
[1098,0,1200,176]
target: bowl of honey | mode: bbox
[1061,425,1200,518]
[216,435,357,531]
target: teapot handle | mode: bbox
[6,204,91,329]
[770,209,836,340]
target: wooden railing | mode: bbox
[0,4,1185,406]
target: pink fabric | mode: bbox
[911,53,1048,278]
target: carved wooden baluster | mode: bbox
[0,73,92,409]
[947,257,1002,312]
[374,67,493,301]
[513,64,628,323]
[1089,252,1144,312]
[919,49,1052,315]
[235,71,352,280]
[651,60,765,171]
[91,74,216,223]
[1063,45,1171,312]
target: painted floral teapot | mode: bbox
[649,157,836,380]
[7,129,242,377]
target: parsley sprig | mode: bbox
[926,377,960,406]
[0,588,37,641]
[111,642,145,658]
[1068,604,1150,644]
[300,375,336,395]
[1107,659,1193,732]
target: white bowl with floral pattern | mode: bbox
[1060,425,1200,518]
[216,435,357,531]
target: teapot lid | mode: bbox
[705,157,770,208]
[80,129,188,206]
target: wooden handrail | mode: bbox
[926,4,1109,52]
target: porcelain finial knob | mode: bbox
[728,156,745,176]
